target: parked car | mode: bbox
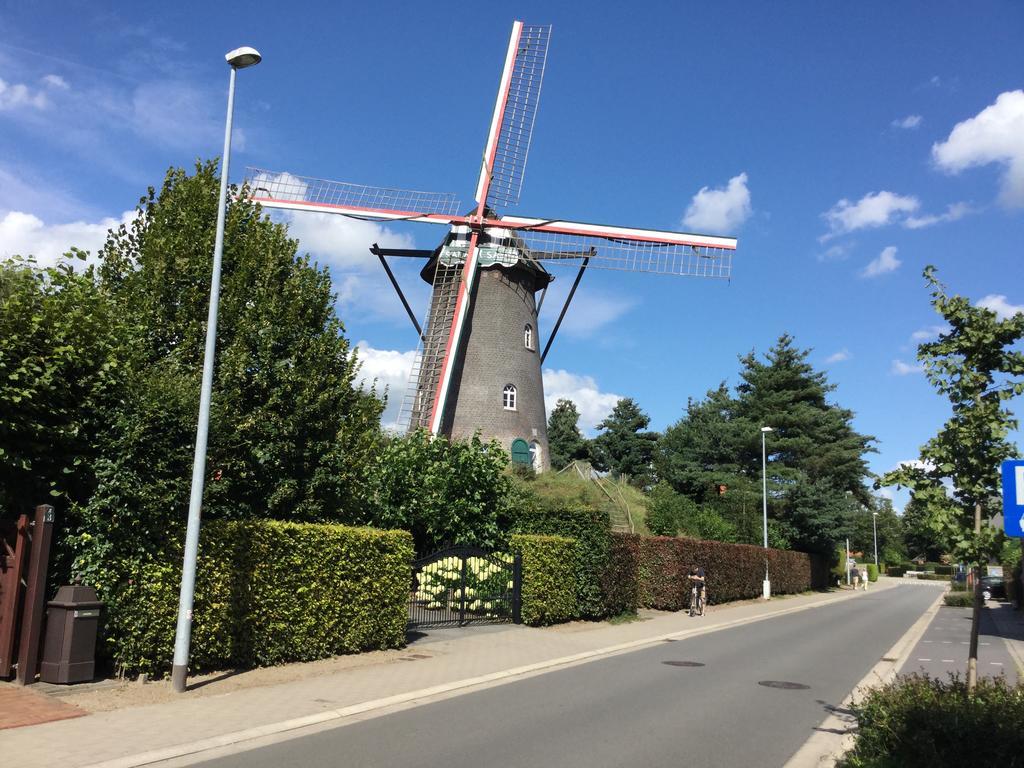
[980,575,1005,601]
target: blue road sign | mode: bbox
[1002,460,1024,537]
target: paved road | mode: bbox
[899,602,1019,683]
[196,585,943,768]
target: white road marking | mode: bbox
[918,658,932,661]
[942,641,952,644]
[991,662,1004,666]
[923,640,933,643]
[941,659,955,662]
[982,642,991,646]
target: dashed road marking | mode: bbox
[991,662,1004,666]
[941,659,955,662]
[918,658,932,661]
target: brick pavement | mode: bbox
[0,684,86,730]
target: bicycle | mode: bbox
[689,584,705,617]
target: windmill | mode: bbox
[247,21,736,472]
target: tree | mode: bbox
[547,399,589,470]
[74,162,385,577]
[882,266,1024,690]
[358,430,515,554]
[900,495,949,562]
[1,253,125,518]
[846,496,905,566]
[591,397,657,485]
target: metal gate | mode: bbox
[409,545,521,628]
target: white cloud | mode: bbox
[825,349,851,364]
[0,76,49,110]
[977,294,1024,320]
[861,246,901,278]
[892,115,922,130]
[932,90,1024,207]
[911,324,949,341]
[42,74,69,90]
[891,359,924,376]
[538,283,635,341]
[821,191,919,239]
[681,172,751,234]
[352,342,416,431]
[542,369,622,434]
[0,209,135,268]
[817,243,852,262]
[903,201,971,229]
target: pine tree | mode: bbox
[546,399,589,470]
[591,397,658,486]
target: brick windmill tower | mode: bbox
[248,21,737,471]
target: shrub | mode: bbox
[943,592,974,607]
[865,563,878,582]
[886,565,906,577]
[949,580,970,592]
[97,520,413,676]
[512,501,612,618]
[933,564,954,576]
[603,533,641,616]
[915,573,951,582]
[511,534,579,625]
[637,536,689,610]
[839,674,1024,767]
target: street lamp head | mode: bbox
[873,511,879,517]
[761,426,774,433]
[226,46,262,69]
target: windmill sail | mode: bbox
[476,23,552,213]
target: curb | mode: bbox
[84,583,898,768]
[782,587,946,768]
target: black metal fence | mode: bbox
[409,545,521,628]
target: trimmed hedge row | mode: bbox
[601,533,641,616]
[101,520,413,676]
[866,563,879,582]
[610,533,826,611]
[511,534,579,626]
[512,502,612,618]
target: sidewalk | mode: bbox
[3,582,899,768]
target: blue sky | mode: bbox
[2,2,1023,508]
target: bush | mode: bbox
[865,563,878,582]
[637,536,689,610]
[943,592,974,607]
[885,565,906,577]
[603,533,641,616]
[511,534,579,625]
[512,501,612,618]
[949,580,970,592]
[839,674,1024,767]
[933,564,954,576]
[97,520,413,676]
[915,573,951,582]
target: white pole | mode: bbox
[171,48,259,692]
[846,538,851,586]
[873,512,879,568]
[761,428,770,599]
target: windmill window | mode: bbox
[524,324,533,350]
[503,384,517,411]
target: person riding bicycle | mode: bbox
[688,565,706,616]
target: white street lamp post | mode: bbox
[873,511,879,568]
[171,46,261,694]
[761,426,773,599]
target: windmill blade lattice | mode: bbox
[245,168,462,220]
[480,24,552,212]
[518,229,733,278]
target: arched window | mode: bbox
[524,323,533,350]
[503,384,517,411]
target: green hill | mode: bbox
[517,464,649,534]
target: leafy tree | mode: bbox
[901,495,949,562]
[359,430,515,553]
[646,483,697,536]
[591,397,657,486]
[547,398,589,470]
[846,496,905,565]
[882,266,1024,690]
[1,253,125,517]
[74,162,385,577]
[781,479,857,556]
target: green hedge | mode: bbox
[602,533,641,616]
[512,502,612,618]
[914,573,951,582]
[839,674,1024,767]
[99,520,413,676]
[865,563,878,582]
[637,536,690,610]
[943,592,973,607]
[511,534,579,626]
[886,565,906,577]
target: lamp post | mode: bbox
[872,511,879,568]
[761,426,773,599]
[171,46,261,694]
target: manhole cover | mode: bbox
[758,680,810,690]
[662,661,705,667]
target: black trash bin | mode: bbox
[40,585,102,684]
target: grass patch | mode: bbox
[606,611,643,625]
[522,469,650,534]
